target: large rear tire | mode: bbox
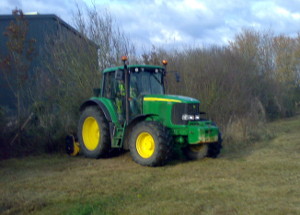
[129,121,172,166]
[77,106,111,158]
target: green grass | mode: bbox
[1,115,300,215]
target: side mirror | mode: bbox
[175,72,181,82]
[115,69,124,81]
[93,88,101,97]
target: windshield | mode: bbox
[130,69,164,96]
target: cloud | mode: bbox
[0,0,82,26]
[0,0,21,13]
[111,0,300,49]
[1,0,300,52]
[248,0,300,36]
[98,0,241,48]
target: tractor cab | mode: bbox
[128,66,165,117]
[101,58,167,122]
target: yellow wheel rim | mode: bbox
[70,142,80,156]
[136,132,155,158]
[82,117,100,151]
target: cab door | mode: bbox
[102,71,126,121]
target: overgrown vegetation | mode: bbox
[32,5,136,153]
[0,9,36,157]
[0,5,300,158]
[141,30,300,143]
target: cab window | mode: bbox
[102,72,115,99]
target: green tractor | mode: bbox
[73,56,222,166]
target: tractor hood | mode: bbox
[142,94,202,127]
[143,94,200,104]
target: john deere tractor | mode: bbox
[73,56,222,166]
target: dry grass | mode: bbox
[0,115,300,215]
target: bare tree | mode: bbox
[31,5,136,149]
[0,9,36,146]
[73,4,135,69]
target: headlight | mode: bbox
[182,114,200,121]
[189,115,194,120]
[182,114,195,121]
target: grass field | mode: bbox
[0,115,299,215]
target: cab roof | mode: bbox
[103,65,165,73]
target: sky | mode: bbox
[1,0,300,52]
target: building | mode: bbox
[0,14,98,113]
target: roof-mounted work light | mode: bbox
[121,56,128,62]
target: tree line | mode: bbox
[0,7,299,158]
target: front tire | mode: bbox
[207,133,223,158]
[77,106,111,158]
[129,121,172,166]
[183,144,208,160]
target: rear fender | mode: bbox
[80,99,112,122]
[80,99,120,147]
